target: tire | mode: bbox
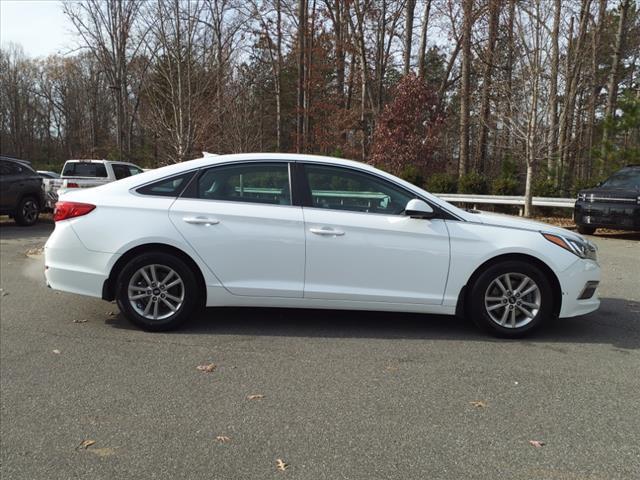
[468,260,554,338]
[115,251,200,331]
[15,196,40,226]
[577,225,596,235]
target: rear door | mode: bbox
[169,161,305,297]
[299,163,451,304]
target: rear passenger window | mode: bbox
[194,163,291,205]
[112,164,131,180]
[137,172,195,197]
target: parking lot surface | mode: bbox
[1,220,639,479]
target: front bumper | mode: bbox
[44,220,117,298]
[574,201,640,230]
[557,258,601,318]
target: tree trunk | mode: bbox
[585,0,607,179]
[276,0,283,150]
[547,0,561,179]
[403,0,416,75]
[458,0,472,178]
[296,0,307,153]
[601,0,631,168]
[474,0,499,172]
[416,0,432,78]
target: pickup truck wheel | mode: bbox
[116,252,199,331]
[15,196,40,226]
[469,260,553,338]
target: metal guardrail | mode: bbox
[433,193,575,209]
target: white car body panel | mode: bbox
[302,208,450,304]
[45,153,600,322]
[169,198,305,297]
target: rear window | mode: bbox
[62,162,108,177]
[136,172,195,197]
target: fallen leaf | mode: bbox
[470,400,487,408]
[196,363,217,373]
[385,365,399,372]
[247,394,265,400]
[276,459,288,471]
[107,311,115,316]
[88,447,116,457]
[73,319,88,324]
[25,247,44,257]
[52,349,61,354]
[77,439,96,450]
[529,440,546,448]
[216,435,231,443]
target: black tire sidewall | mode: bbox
[116,252,199,331]
[469,260,553,338]
[15,196,40,226]
[577,225,596,235]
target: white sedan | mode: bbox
[44,153,601,337]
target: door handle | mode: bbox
[309,227,345,236]
[183,216,220,226]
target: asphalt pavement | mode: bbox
[1,219,639,479]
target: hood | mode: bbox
[467,210,581,239]
[578,186,639,197]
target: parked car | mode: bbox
[574,165,640,234]
[0,156,45,226]
[44,159,144,208]
[44,153,601,337]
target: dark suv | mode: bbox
[0,156,45,226]
[574,165,640,235]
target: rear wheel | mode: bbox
[577,225,596,235]
[469,260,554,338]
[15,196,40,226]
[116,252,199,331]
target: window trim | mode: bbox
[181,160,296,207]
[296,162,458,220]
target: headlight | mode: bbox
[577,193,587,201]
[542,232,597,261]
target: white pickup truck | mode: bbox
[44,159,144,209]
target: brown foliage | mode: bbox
[370,74,444,177]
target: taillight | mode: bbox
[66,182,79,188]
[53,201,95,222]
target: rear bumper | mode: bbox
[44,221,117,298]
[557,258,601,318]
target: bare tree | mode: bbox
[458,0,473,177]
[474,0,500,172]
[64,0,147,160]
[404,0,417,75]
[142,0,209,164]
[601,0,631,165]
[416,0,432,78]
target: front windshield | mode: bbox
[601,168,640,189]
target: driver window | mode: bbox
[304,164,413,215]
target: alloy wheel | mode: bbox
[128,264,185,321]
[484,272,541,329]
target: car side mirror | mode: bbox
[404,199,435,219]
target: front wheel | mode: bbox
[116,252,200,331]
[469,260,554,338]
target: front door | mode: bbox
[300,163,450,304]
